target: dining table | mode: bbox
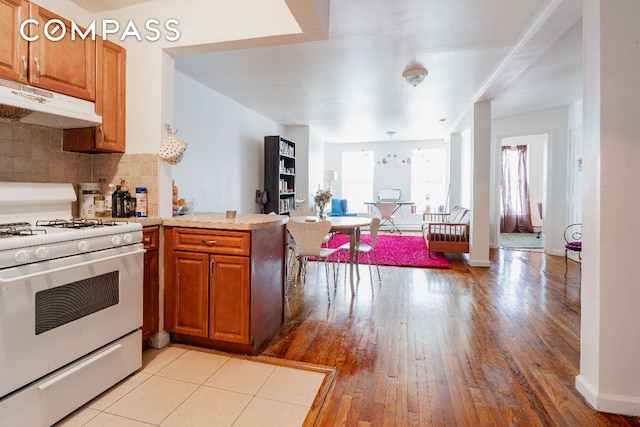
[290,215,372,296]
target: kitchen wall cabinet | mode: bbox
[141,225,159,348]
[164,225,285,355]
[264,136,296,214]
[0,0,29,83]
[62,37,126,153]
[27,3,96,101]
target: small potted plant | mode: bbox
[313,188,332,219]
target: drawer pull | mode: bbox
[144,237,151,242]
[202,240,218,246]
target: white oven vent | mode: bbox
[0,77,102,129]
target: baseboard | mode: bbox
[576,374,640,416]
[150,331,171,349]
[468,259,491,267]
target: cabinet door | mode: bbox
[141,226,159,345]
[95,37,126,152]
[209,255,250,344]
[62,37,126,153]
[0,0,28,82]
[142,248,159,344]
[165,251,210,338]
[28,3,96,101]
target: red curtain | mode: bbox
[500,145,534,233]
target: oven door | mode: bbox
[0,244,144,399]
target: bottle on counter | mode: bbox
[104,183,115,218]
[94,178,106,217]
[123,189,132,217]
[112,184,125,218]
[135,187,148,217]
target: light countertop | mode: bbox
[162,212,288,230]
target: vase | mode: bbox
[317,205,326,220]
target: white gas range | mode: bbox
[0,182,144,427]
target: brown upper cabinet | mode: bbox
[63,37,126,153]
[0,0,29,83]
[0,1,96,101]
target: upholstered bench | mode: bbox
[421,206,471,256]
[328,198,357,217]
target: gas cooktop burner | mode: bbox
[0,222,47,238]
[36,219,127,228]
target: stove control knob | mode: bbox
[123,234,133,243]
[35,247,49,259]
[14,250,29,263]
[111,235,122,245]
[77,241,89,252]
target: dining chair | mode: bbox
[564,223,582,277]
[286,219,341,302]
[375,201,400,233]
[338,217,381,283]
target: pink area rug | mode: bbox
[325,234,451,269]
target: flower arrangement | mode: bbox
[313,188,332,218]
[314,188,332,207]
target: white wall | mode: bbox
[325,139,447,228]
[172,71,279,213]
[491,107,569,254]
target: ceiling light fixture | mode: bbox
[402,64,428,87]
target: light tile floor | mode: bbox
[55,346,326,427]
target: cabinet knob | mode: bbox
[201,240,217,247]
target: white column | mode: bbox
[448,133,462,209]
[576,0,640,416]
[469,101,491,267]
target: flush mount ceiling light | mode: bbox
[402,64,428,87]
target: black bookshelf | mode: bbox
[264,136,296,214]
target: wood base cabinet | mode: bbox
[141,226,159,348]
[164,225,285,355]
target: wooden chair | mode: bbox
[564,223,582,277]
[286,219,341,302]
[338,217,381,283]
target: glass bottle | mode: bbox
[123,189,132,217]
[94,178,106,217]
[104,183,115,218]
[112,184,125,218]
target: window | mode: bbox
[341,151,374,213]
[411,148,448,212]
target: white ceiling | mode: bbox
[71,0,583,143]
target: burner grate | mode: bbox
[0,222,47,238]
[35,219,125,228]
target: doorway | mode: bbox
[499,133,547,250]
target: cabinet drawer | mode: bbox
[171,228,250,256]
[142,226,159,251]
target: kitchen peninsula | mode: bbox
[163,213,288,355]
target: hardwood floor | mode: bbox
[260,248,640,426]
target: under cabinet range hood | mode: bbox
[0,77,102,129]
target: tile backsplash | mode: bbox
[0,120,159,217]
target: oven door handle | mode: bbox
[0,248,146,285]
